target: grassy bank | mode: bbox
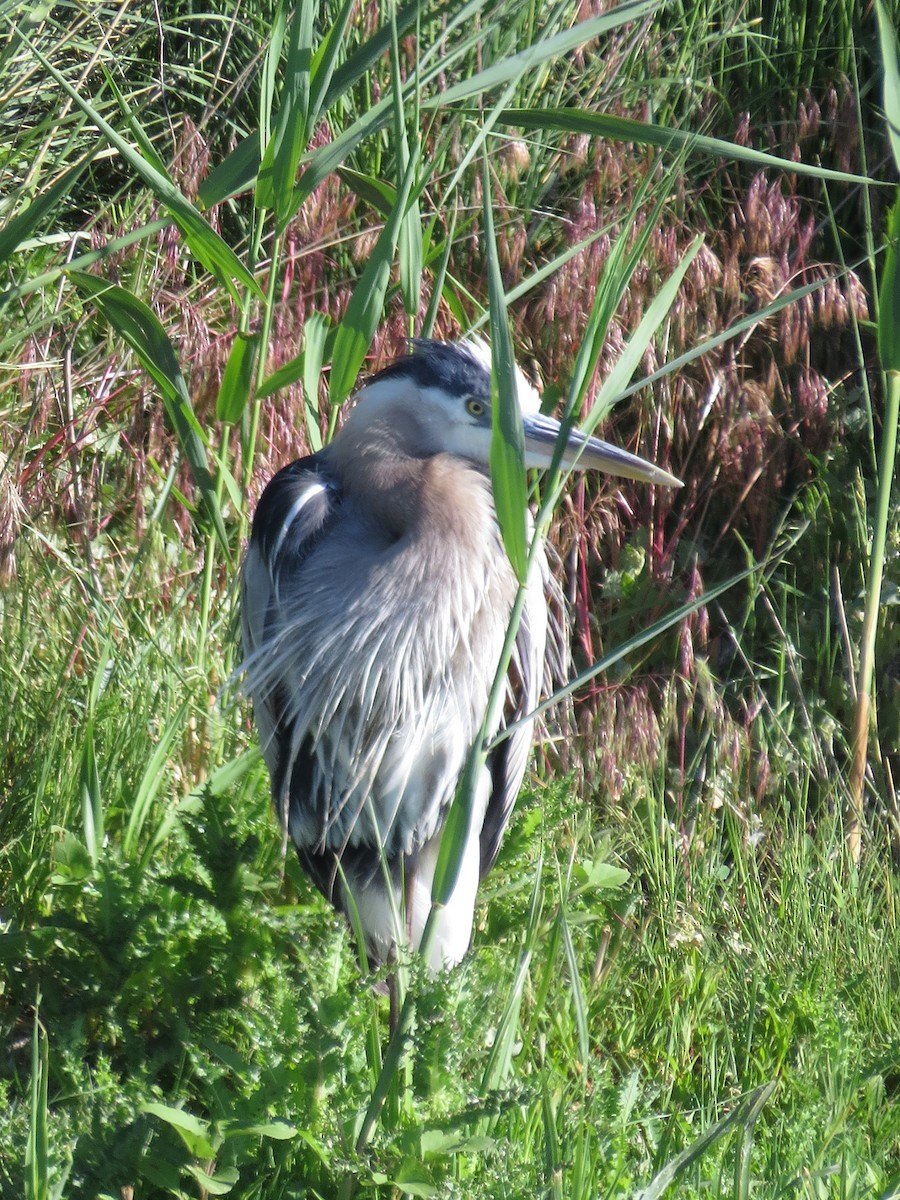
[1,0,899,1195]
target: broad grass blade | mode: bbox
[484,154,527,583]
[495,107,873,185]
[328,158,417,408]
[69,272,231,559]
[123,699,189,861]
[21,31,260,302]
[426,1,659,108]
[876,0,900,175]
[636,1082,777,1200]
[25,999,49,1200]
[879,197,900,373]
[256,2,313,222]
[301,313,330,452]
[389,10,422,321]
[80,720,104,867]
[0,158,91,265]
[585,237,702,432]
[217,332,260,424]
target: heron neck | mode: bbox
[326,431,495,550]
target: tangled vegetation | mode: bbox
[1,0,899,1196]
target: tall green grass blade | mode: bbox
[254,313,331,454]
[101,67,168,176]
[0,158,91,265]
[335,166,398,214]
[848,196,900,855]
[199,135,261,209]
[123,699,188,861]
[427,1,660,108]
[493,108,874,185]
[258,0,287,152]
[636,1082,777,1199]
[307,0,356,131]
[564,171,668,430]
[734,1080,775,1200]
[484,152,527,584]
[875,0,900,174]
[141,1102,217,1159]
[80,719,103,867]
[256,0,313,221]
[584,237,702,431]
[328,157,417,409]
[389,9,422,323]
[847,8,900,856]
[19,31,261,302]
[217,332,260,424]
[559,905,589,1070]
[69,272,231,560]
[301,312,330,453]
[480,860,542,1097]
[25,997,49,1200]
[879,200,900,373]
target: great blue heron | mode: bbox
[241,339,679,975]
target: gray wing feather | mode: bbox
[240,455,339,838]
[478,551,550,876]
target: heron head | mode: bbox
[342,339,681,489]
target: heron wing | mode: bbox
[240,454,340,831]
[478,554,549,878]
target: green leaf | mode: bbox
[199,135,261,209]
[123,699,189,860]
[68,272,232,560]
[328,158,417,408]
[51,833,93,882]
[875,0,900,175]
[582,861,629,891]
[258,0,287,151]
[219,1120,297,1141]
[141,1103,217,1159]
[184,1164,239,1195]
[636,1083,777,1200]
[879,198,900,373]
[426,1,659,108]
[301,312,330,452]
[0,158,91,265]
[392,1160,437,1198]
[335,167,398,215]
[588,237,702,430]
[217,332,260,424]
[25,1002,49,1200]
[483,154,527,583]
[306,0,357,130]
[257,1,313,221]
[415,1130,496,1156]
[492,107,873,185]
[80,720,103,867]
[19,29,260,303]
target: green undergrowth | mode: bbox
[2,0,900,1195]
[1,541,898,1198]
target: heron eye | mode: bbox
[465,398,485,418]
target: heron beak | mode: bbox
[521,412,682,488]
